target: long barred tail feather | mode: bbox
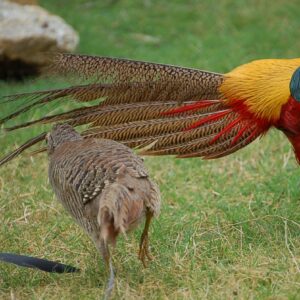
[5,101,223,131]
[0,132,46,167]
[0,53,267,165]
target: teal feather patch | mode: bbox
[290,67,300,101]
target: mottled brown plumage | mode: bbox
[47,124,160,296]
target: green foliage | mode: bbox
[1,0,300,299]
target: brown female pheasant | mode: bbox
[47,124,160,296]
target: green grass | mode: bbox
[1,0,300,299]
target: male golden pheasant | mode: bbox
[1,53,300,164]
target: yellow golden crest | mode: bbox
[220,58,300,121]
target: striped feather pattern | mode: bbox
[0,54,267,165]
[48,125,160,238]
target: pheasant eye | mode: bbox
[290,67,300,101]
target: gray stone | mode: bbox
[0,0,79,66]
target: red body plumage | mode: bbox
[276,97,300,163]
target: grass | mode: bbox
[1,0,300,299]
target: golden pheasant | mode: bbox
[1,53,300,165]
[47,124,160,297]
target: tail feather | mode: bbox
[138,114,239,156]
[135,117,234,154]
[0,89,70,125]
[5,101,224,131]
[0,133,46,167]
[82,112,220,141]
[0,53,269,165]
[177,124,259,158]
[90,101,223,127]
[48,53,223,91]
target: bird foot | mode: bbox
[138,233,153,267]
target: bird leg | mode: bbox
[100,238,110,265]
[100,239,115,300]
[138,210,154,267]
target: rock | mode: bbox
[9,0,38,5]
[0,0,79,79]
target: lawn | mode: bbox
[1,0,300,299]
